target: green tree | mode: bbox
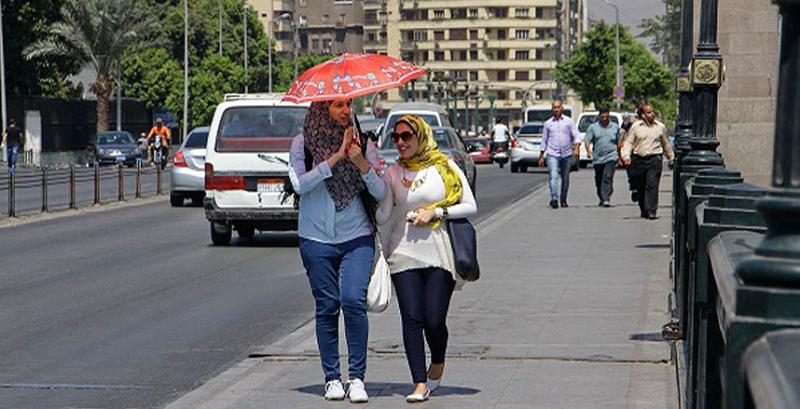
[1,0,82,98]
[274,53,337,91]
[555,21,676,123]
[24,0,163,132]
[638,0,681,70]
[121,48,182,111]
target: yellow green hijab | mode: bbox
[396,115,463,229]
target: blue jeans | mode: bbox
[299,235,375,382]
[546,155,572,202]
[6,144,19,171]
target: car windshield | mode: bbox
[578,114,620,132]
[518,124,543,135]
[216,106,308,152]
[381,128,453,150]
[525,109,572,123]
[383,114,440,139]
[465,139,488,149]
[184,131,209,148]
[96,132,134,145]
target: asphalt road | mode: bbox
[0,163,547,409]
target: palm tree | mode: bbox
[23,0,162,132]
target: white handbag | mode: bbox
[367,236,391,313]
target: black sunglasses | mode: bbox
[391,131,415,143]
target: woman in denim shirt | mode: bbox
[289,99,386,403]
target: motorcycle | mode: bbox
[491,142,509,169]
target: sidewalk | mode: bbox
[166,169,678,409]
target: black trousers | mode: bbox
[593,161,616,202]
[631,154,663,216]
[392,267,456,383]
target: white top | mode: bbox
[492,123,510,142]
[376,160,478,287]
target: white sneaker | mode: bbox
[347,378,369,403]
[324,379,346,400]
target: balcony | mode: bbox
[273,0,293,13]
[400,41,418,50]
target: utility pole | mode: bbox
[244,4,249,93]
[183,0,189,139]
[116,65,122,131]
[0,2,7,133]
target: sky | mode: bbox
[587,0,666,49]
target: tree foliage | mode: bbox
[555,21,676,124]
[638,0,681,70]
[1,0,82,98]
[24,0,163,132]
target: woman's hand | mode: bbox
[327,127,354,168]
[409,208,437,226]
[347,140,371,174]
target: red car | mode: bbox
[464,137,492,164]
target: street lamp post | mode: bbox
[243,4,249,94]
[183,0,189,140]
[268,13,292,93]
[602,0,622,111]
[0,2,7,132]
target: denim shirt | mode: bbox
[289,133,387,244]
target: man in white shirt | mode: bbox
[491,118,510,152]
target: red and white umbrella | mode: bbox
[282,52,426,103]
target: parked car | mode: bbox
[86,131,140,166]
[380,102,455,145]
[204,93,310,245]
[379,126,476,192]
[576,111,624,168]
[463,137,492,164]
[170,126,210,207]
[510,123,544,173]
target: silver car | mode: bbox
[510,123,543,173]
[170,127,209,207]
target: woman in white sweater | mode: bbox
[376,115,477,402]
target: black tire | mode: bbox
[191,195,204,206]
[521,165,528,173]
[498,162,505,169]
[510,163,519,173]
[170,192,184,207]
[237,224,256,239]
[210,222,232,246]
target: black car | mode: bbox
[86,131,141,166]
[379,126,477,192]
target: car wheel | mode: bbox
[579,161,589,169]
[210,222,232,246]
[237,224,255,239]
[521,165,528,173]
[498,162,505,169]
[170,192,184,207]
[191,195,204,206]
[510,163,519,173]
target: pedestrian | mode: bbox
[2,119,24,173]
[621,104,674,219]
[621,112,643,203]
[376,115,477,403]
[490,117,510,152]
[289,99,387,403]
[538,99,580,208]
[584,108,621,207]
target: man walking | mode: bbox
[621,104,674,219]
[538,99,580,208]
[585,108,621,207]
[2,119,24,173]
[491,117,510,152]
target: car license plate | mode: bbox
[257,178,284,193]
[116,156,126,162]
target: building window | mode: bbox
[311,39,319,50]
[434,31,445,41]
[468,8,478,18]
[515,50,529,60]
[414,30,428,41]
[450,50,467,61]
[469,49,478,60]
[497,90,508,100]
[322,14,329,23]
[451,70,466,80]
[365,11,377,24]
[516,91,526,100]
[535,69,552,81]
[450,28,467,40]
[322,39,332,52]
[515,71,529,80]
[469,29,479,40]
[434,51,445,61]
[536,7,557,19]
[488,7,508,18]
[367,32,376,42]
[469,71,479,81]
[515,8,529,18]
[497,49,507,60]
[451,8,467,19]
[434,9,445,20]
[496,29,506,40]
[515,30,529,40]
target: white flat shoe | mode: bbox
[405,389,430,403]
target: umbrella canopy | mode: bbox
[282,52,426,103]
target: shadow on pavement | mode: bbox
[293,382,481,398]
[636,243,670,249]
[231,232,299,248]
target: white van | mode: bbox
[523,104,573,124]
[576,111,624,168]
[204,93,310,245]
[381,102,454,144]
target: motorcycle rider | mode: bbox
[490,118,510,153]
[146,117,171,168]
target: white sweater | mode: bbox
[376,160,478,286]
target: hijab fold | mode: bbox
[396,115,463,229]
[303,101,365,212]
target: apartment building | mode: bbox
[383,0,583,129]
[248,0,365,55]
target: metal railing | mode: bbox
[0,162,169,218]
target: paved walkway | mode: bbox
[166,169,678,409]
